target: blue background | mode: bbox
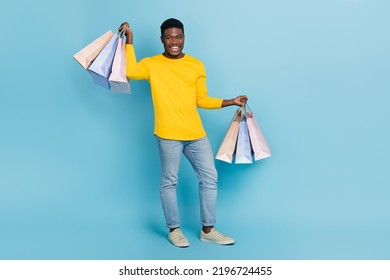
[1,0,389,260]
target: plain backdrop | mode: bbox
[1,0,389,259]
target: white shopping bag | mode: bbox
[108,37,130,93]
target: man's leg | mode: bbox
[155,136,183,229]
[184,136,235,245]
[155,136,190,248]
[183,136,218,227]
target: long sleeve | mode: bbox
[125,44,150,80]
[195,67,223,109]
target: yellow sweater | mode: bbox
[125,44,223,140]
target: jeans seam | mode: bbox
[184,146,207,224]
[184,139,217,226]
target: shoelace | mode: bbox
[173,230,187,240]
[209,229,228,239]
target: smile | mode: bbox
[170,46,180,51]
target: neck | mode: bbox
[163,52,185,59]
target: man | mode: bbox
[119,18,247,247]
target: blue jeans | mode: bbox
[155,135,218,228]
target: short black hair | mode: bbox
[160,18,184,36]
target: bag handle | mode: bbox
[228,103,247,124]
[118,25,127,38]
[244,103,254,118]
[240,104,247,121]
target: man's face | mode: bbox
[161,27,185,59]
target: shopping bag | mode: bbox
[215,108,242,163]
[73,30,114,69]
[108,37,130,93]
[246,105,271,160]
[235,106,253,164]
[87,33,119,89]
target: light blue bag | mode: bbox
[87,33,119,89]
[235,106,253,164]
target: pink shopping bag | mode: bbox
[108,37,130,93]
[246,105,271,160]
[73,30,114,69]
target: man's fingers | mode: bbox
[118,22,129,33]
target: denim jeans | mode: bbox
[155,135,218,228]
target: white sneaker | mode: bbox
[168,228,190,247]
[200,228,235,245]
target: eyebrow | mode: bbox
[164,34,184,38]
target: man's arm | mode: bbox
[222,95,248,107]
[119,22,133,44]
[196,62,248,109]
[118,22,149,80]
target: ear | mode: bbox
[160,35,164,44]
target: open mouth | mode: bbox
[170,46,180,52]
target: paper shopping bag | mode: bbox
[235,108,253,164]
[73,30,114,69]
[87,33,119,89]
[215,108,242,163]
[246,106,271,160]
[108,37,130,93]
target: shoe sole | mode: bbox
[200,237,235,245]
[169,238,190,248]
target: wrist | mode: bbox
[222,99,235,108]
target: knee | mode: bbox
[160,171,179,188]
[200,168,218,188]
